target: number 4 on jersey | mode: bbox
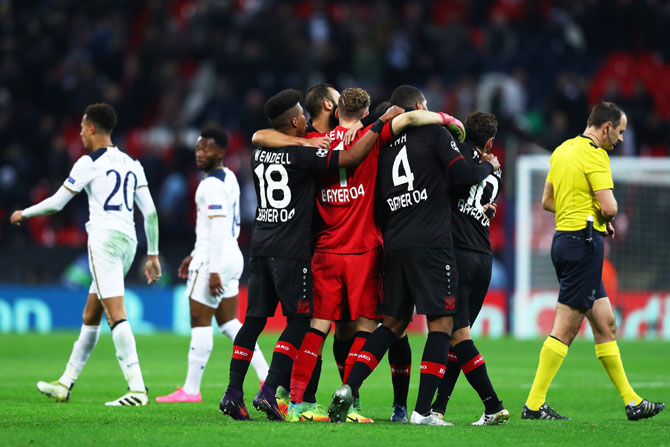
[392,146,415,191]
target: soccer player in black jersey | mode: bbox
[430,112,509,425]
[219,89,402,421]
[328,85,500,425]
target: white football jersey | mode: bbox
[191,167,242,269]
[64,146,148,241]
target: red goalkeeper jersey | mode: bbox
[307,123,394,253]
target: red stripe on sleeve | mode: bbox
[232,345,254,362]
[461,354,485,374]
[447,155,464,168]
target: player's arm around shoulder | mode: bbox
[339,105,404,167]
[252,128,330,149]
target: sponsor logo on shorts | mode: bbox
[208,204,222,209]
[316,148,329,158]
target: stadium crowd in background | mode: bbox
[1,0,669,285]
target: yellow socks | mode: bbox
[595,340,642,406]
[526,336,569,411]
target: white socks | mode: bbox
[220,319,269,382]
[183,326,213,395]
[111,320,145,392]
[59,324,101,388]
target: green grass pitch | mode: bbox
[1,333,668,446]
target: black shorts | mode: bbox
[383,248,457,318]
[246,256,313,318]
[452,248,492,332]
[551,230,607,310]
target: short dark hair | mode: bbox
[304,83,336,120]
[84,103,117,134]
[200,127,229,149]
[337,88,370,120]
[587,100,625,128]
[264,89,302,129]
[390,85,425,109]
[373,100,392,115]
[464,112,498,149]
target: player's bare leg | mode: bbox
[587,298,664,420]
[37,293,103,403]
[101,296,148,406]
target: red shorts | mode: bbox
[312,248,382,321]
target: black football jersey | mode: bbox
[250,145,339,260]
[451,142,502,254]
[376,123,493,252]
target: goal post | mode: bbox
[514,155,670,339]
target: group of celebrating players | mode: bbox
[16,81,661,425]
[210,83,506,426]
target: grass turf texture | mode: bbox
[1,333,668,447]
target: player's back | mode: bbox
[250,144,338,261]
[192,167,241,265]
[451,142,502,254]
[66,146,148,241]
[377,124,457,252]
[314,124,382,253]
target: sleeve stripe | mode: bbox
[136,184,149,190]
[62,185,78,194]
[447,155,464,168]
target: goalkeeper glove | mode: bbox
[439,112,466,143]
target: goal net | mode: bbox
[514,155,670,339]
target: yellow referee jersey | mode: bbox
[546,134,614,233]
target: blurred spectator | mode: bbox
[1,0,668,284]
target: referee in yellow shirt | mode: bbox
[522,101,665,421]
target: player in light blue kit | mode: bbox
[11,103,161,406]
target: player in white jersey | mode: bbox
[156,128,269,403]
[10,103,161,406]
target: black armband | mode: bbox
[371,119,384,134]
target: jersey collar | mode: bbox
[578,134,599,149]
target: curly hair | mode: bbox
[337,88,371,120]
[464,112,498,150]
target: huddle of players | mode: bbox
[218,83,506,426]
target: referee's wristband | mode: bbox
[370,119,384,134]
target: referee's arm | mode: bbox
[542,181,555,213]
[594,189,618,221]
